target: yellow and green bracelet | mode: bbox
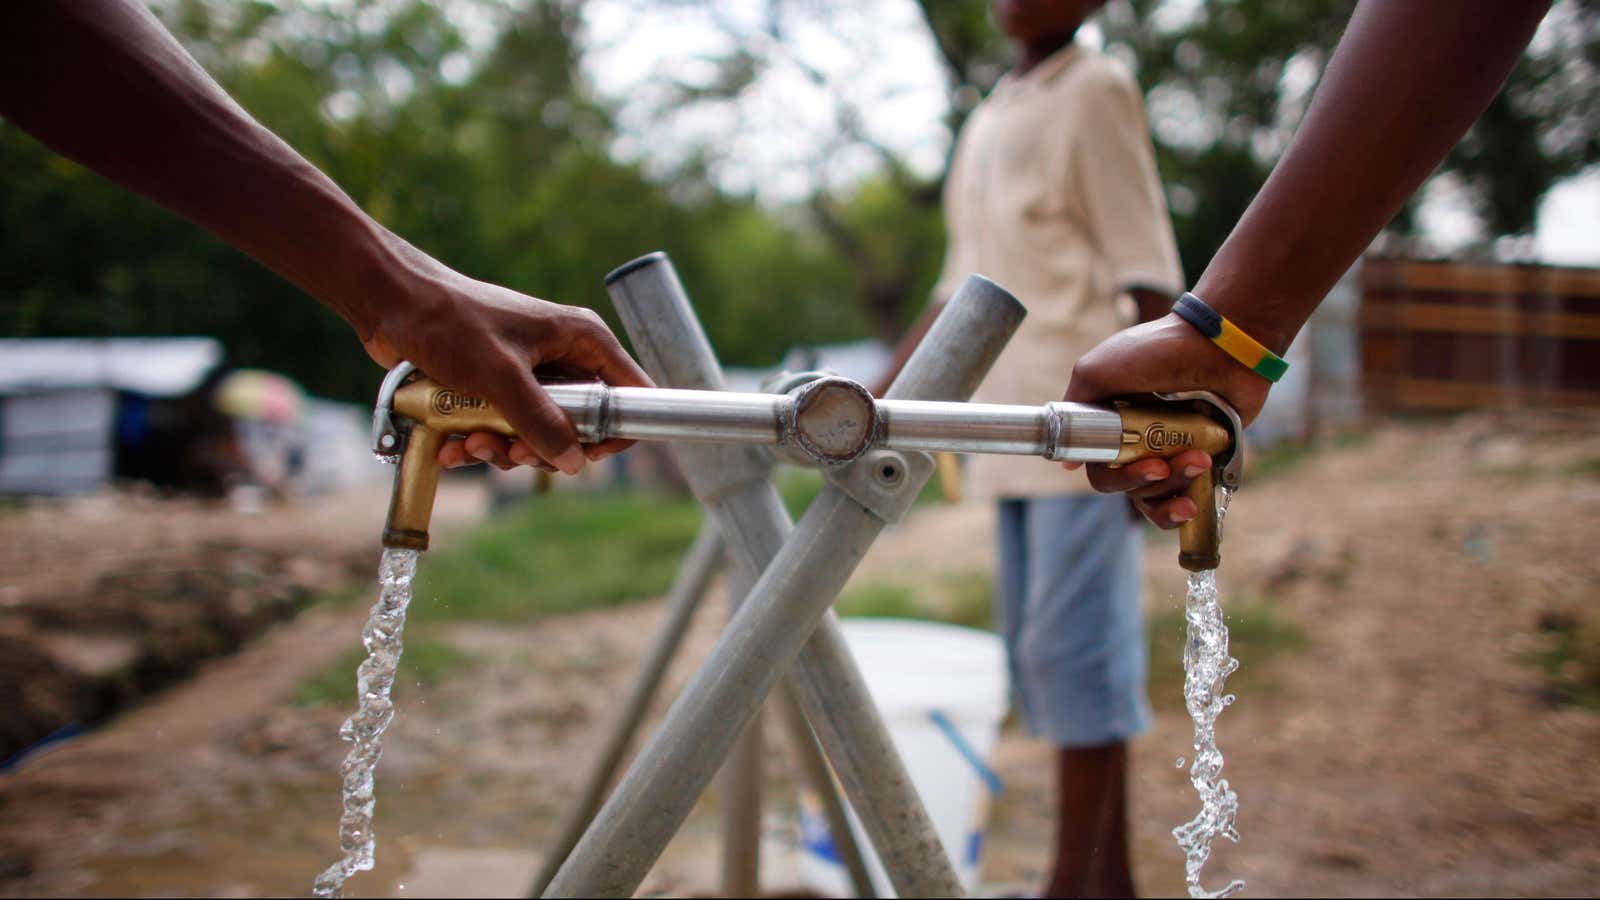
[1172,292,1289,383]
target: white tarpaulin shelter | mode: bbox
[0,338,224,494]
[0,337,223,397]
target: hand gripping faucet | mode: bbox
[371,362,1243,570]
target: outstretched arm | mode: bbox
[1064,0,1550,528]
[2,0,650,474]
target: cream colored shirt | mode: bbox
[933,43,1183,499]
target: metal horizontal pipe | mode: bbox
[543,383,782,446]
[539,382,1123,464]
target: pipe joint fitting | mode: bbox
[785,376,879,465]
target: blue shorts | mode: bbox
[996,494,1150,748]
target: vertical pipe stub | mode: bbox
[603,251,670,286]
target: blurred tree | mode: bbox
[648,0,1597,336]
[8,0,1592,405]
[1099,0,1600,268]
[1442,0,1600,237]
[0,0,868,400]
[610,0,983,338]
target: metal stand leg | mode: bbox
[543,254,1023,898]
[776,683,877,899]
[527,522,723,898]
[720,565,763,897]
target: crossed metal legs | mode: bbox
[540,253,1023,897]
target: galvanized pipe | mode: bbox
[776,683,878,899]
[536,382,1124,464]
[719,563,764,897]
[526,521,724,899]
[543,254,1023,898]
[526,521,869,899]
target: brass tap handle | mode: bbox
[1109,393,1242,572]
[382,377,517,550]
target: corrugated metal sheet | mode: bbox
[0,389,116,494]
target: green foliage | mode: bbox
[296,637,468,707]
[1444,4,1600,236]
[1565,456,1600,479]
[0,0,877,401]
[1098,0,1600,266]
[408,487,703,622]
[778,468,828,519]
[911,0,1010,136]
[1099,0,1360,277]
[836,569,993,630]
[836,582,921,620]
[9,0,1591,402]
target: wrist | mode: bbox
[1189,271,1304,357]
[342,227,451,343]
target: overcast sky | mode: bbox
[579,0,1599,266]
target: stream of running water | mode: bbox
[1173,487,1245,899]
[312,547,419,898]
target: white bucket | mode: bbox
[796,618,1009,897]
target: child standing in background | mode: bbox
[883,2,1182,895]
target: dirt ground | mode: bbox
[2,413,1598,898]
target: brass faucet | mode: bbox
[1110,392,1243,572]
[373,363,514,551]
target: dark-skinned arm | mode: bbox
[2,0,651,475]
[1064,0,1551,529]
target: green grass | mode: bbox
[1146,594,1306,704]
[836,582,920,619]
[296,638,469,707]
[778,469,827,518]
[836,570,993,630]
[1522,611,1600,710]
[1563,456,1600,479]
[409,488,703,623]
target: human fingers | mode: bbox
[462,432,518,470]
[508,440,559,472]
[536,307,649,463]
[490,365,586,475]
[1135,493,1200,529]
[1083,448,1210,530]
[1121,449,1212,501]
[437,440,477,470]
[1083,457,1173,494]
[584,438,633,461]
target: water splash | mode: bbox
[313,548,419,898]
[1173,488,1245,899]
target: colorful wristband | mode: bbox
[1172,292,1289,383]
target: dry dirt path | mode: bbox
[3,414,1598,897]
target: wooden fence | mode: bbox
[1360,258,1600,412]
